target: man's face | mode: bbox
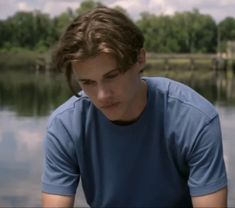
[72,52,147,122]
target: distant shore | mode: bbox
[0,49,234,74]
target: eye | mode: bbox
[80,80,96,86]
[105,71,120,80]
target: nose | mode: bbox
[97,83,112,102]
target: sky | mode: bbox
[0,0,235,23]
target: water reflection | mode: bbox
[218,106,235,206]
[0,111,45,207]
[0,71,235,116]
[0,72,71,116]
[0,70,234,207]
[0,110,87,207]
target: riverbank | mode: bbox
[0,48,50,72]
[0,49,234,74]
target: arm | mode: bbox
[42,193,75,208]
[41,125,80,207]
[192,187,227,208]
[186,115,228,207]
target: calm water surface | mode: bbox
[0,70,234,207]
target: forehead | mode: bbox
[72,53,118,78]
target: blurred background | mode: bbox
[0,0,235,207]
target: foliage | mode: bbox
[218,17,235,51]
[75,0,103,16]
[0,11,56,50]
[137,9,218,53]
[137,13,179,53]
[173,9,217,53]
[52,8,75,40]
[0,49,42,71]
[0,0,235,56]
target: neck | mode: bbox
[112,79,148,125]
[138,79,148,115]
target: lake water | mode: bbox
[0,70,234,207]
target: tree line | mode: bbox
[0,0,235,53]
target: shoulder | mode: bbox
[145,77,220,148]
[145,77,217,121]
[48,92,90,123]
[47,92,93,137]
[144,77,227,196]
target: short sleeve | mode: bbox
[187,115,227,196]
[41,118,80,196]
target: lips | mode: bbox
[100,102,120,110]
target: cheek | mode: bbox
[115,85,130,101]
[81,86,97,99]
[85,91,99,106]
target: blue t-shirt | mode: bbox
[42,77,227,207]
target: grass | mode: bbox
[143,68,215,81]
[0,48,50,72]
[0,50,233,77]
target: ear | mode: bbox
[137,48,146,72]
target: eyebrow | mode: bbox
[103,68,120,77]
[78,68,119,82]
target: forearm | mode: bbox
[42,193,75,208]
[192,187,227,208]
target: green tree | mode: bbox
[218,17,235,51]
[137,9,217,53]
[137,12,158,52]
[2,11,55,50]
[0,21,8,48]
[174,9,217,53]
[75,0,103,16]
[5,12,36,48]
[52,8,75,39]
[33,11,57,50]
[52,1,105,39]
[113,6,129,17]
[219,17,235,41]
[137,12,180,53]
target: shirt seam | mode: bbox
[168,94,217,121]
[48,95,91,129]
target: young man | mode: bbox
[42,6,227,207]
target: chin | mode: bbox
[101,110,122,121]
[104,113,120,121]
